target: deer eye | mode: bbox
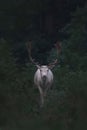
[47,69,49,72]
[40,69,42,72]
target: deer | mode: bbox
[26,41,61,107]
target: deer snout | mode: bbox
[42,75,47,82]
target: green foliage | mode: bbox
[59,5,87,71]
[0,4,87,130]
[0,39,37,128]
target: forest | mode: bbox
[0,0,87,129]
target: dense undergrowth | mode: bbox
[0,40,87,130]
[0,5,87,130]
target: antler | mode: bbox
[55,41,62,55]
[48,41,62,69]
[26,41,40,67]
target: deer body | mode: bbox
[34,65,53,107]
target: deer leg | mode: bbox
[43,84,50,97]
[38,86,44,107]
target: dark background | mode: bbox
[0,0,86,39]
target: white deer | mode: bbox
[26,41,61,107]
